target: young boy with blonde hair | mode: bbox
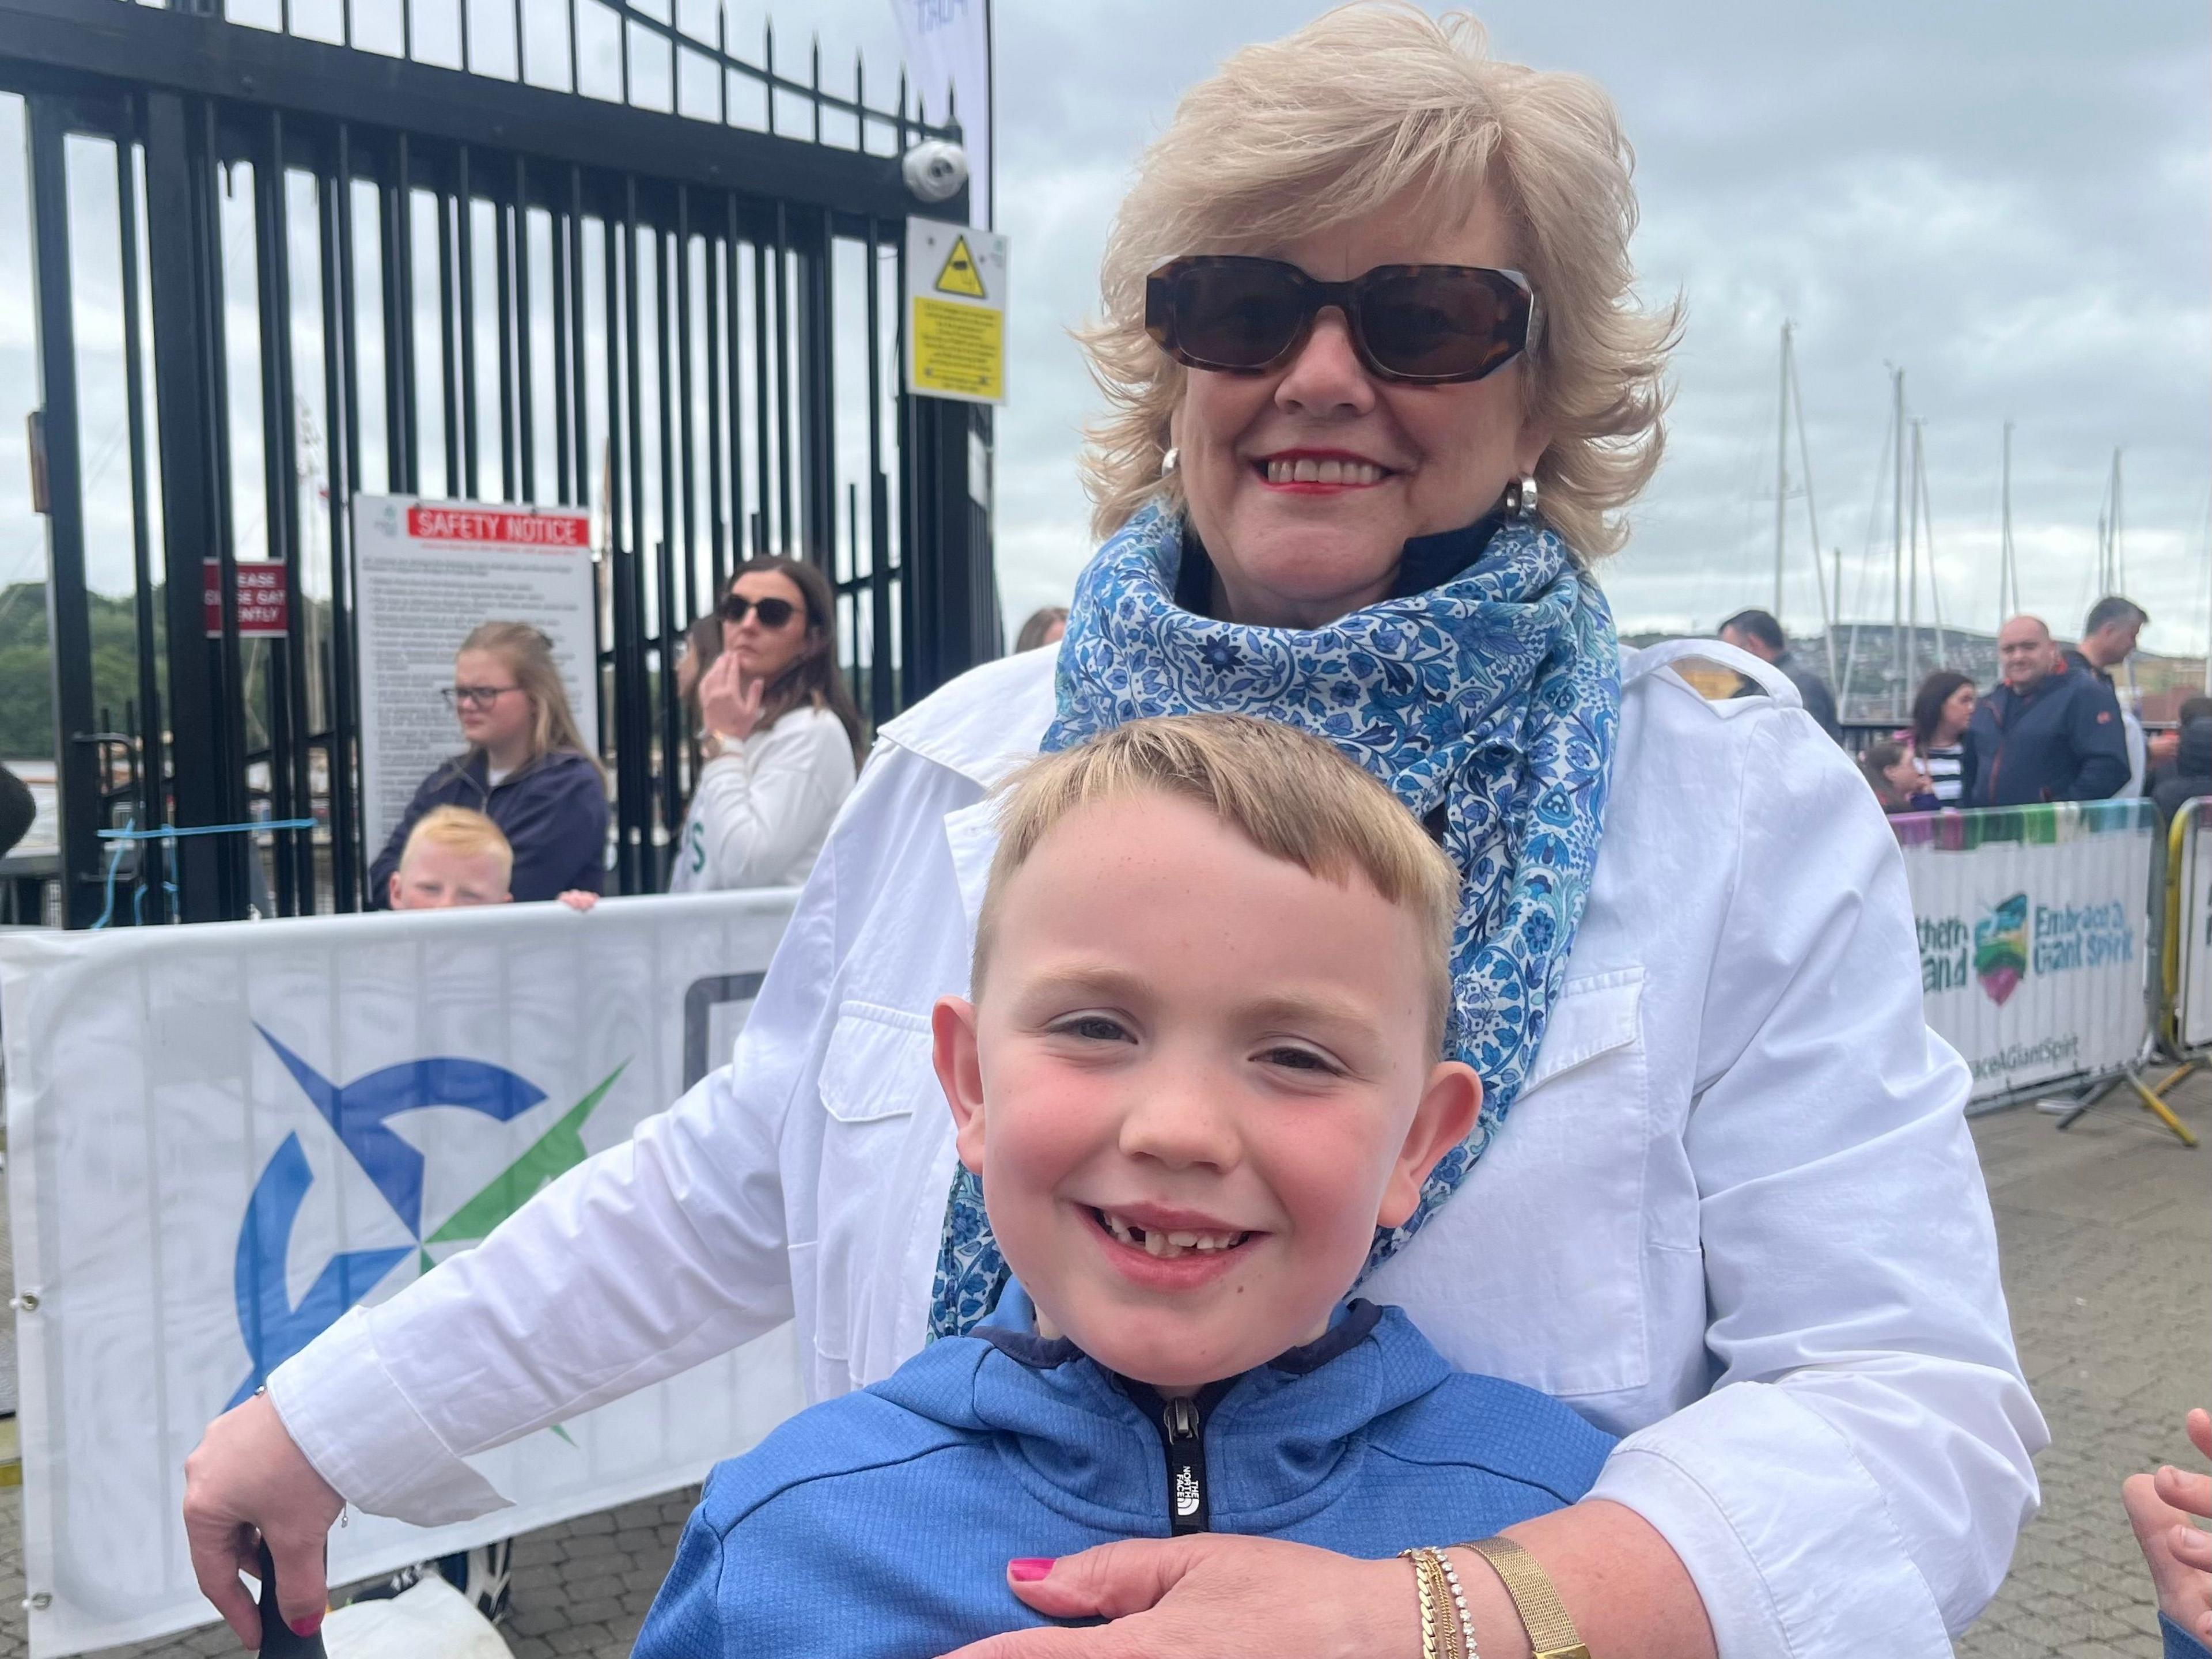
[387,806,597,912]
[635,714,1613,1658]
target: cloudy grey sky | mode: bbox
[975,0,2211,654]
[2,0,2206,660]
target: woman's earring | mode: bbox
[1503,474,1540,520]
[1160,446,1180,478]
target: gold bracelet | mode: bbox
[1459,1537,1587,1659]
[1400,1547,1474,1659]
[1432,1549,1476,1659]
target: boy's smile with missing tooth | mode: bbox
[930,786,1479,1395]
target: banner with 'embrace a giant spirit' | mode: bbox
[0,892,804,1658]
[1895,800,2154,1103]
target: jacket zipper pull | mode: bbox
[1161,1395,1209,1535]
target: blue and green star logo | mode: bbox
[226,1025,625,1409]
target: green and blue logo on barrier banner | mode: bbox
[227,1025,625,1408]
[1915,888,2137,1010]
[1974,895,2030,1006]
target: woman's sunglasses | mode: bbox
[718,594,801,628]
[1144,256,1539,385]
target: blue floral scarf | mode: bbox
[928,502,1620,1338]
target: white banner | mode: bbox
[0,891,803,1657]
[2175,799,2212,1052]
[888,0,991,226]
[353,495,600,859]
[1897,800,2154,1103]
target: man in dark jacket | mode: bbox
[1969,615,2130,806]
[1719,608,1842,742]
[2065,595,2149,794]
[2151,710,2212,828]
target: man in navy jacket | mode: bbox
[1969,615,2129,807]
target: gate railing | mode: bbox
[5,0,997,926]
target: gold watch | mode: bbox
[1460,1536,1590,1659]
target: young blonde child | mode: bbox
[387,806,597,912]
[637,714,1613,1659]
[362,805,590,1623]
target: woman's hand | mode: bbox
[940,1499,1717,1659]
[181,1391,344,1646]
[2123,1407,2212,1645]
[941,1537,1423,1659]
[698,652,766,745]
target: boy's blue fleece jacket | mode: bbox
[635,1289,1615,1657]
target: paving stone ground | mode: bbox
[0,1078,2201,1659]
[1955,1074,2209,1659]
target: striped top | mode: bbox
[1923,744,1967,805]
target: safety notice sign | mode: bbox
[905,217,1008,406]
[351,495,599,859]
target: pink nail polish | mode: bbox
[1008,1558,1055,1582]
[289,1612,324,1638]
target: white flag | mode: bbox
[889,0,991,228]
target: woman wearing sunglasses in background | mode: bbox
[190,12,2039,1658]
[366,619,608,907]
[668,556,865,892]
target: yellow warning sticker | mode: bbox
[934,234,990,299]
[911,296,1005,401]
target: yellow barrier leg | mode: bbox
[2126,1069,2200,1147]
[2152,1061,2198,1098]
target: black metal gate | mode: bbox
[4,0,999,926]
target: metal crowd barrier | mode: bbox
[0,890,806,1654]
[2126,796,2212,1135]
[1889,798,2193,1143]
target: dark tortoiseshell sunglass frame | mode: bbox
[1143,255,1540,385]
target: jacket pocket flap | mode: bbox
[1525,969,1644,1092]
[820,1001,934,1123]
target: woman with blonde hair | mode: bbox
[367,620,609,906]
[190,11,2038,1658]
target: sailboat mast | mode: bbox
[1789,336,1838,688]
[1775,322,1791,618]
[1907,419,1922,695]
[1921,425,1947,667]
[2113,448,2124,591]
[1892,369,1906,703]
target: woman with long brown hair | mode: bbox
[669,556,863,891]
[368,620,609,906]
[1908,668,1979,807]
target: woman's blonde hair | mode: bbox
[1079,2,1680,559]
[457,620,606,782]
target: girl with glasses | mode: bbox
[366,620,609,907]
[668,557,864,892]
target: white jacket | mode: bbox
[274,641,2044,1659]
[665,704,857,891]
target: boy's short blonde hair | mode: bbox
[974,715,1462,1048]
[401,806,514,879]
